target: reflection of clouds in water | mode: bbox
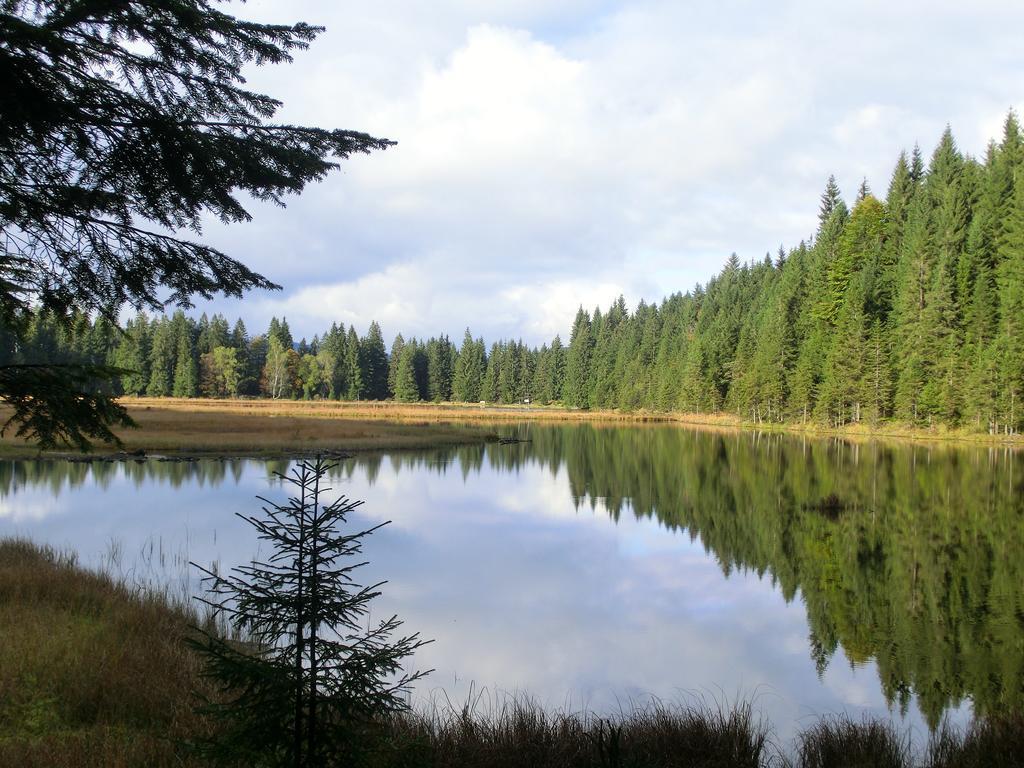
[0,495,65,523]
[820,665,877,709]
[0,452,973,740]
[345,460,877,735]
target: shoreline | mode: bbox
[2,538,1020,767]
[0,397,1019,460]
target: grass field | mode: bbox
[0,399,502,458]
[0,540,212,767]
[0,397,1019,459]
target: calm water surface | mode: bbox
[2,424,1022,740]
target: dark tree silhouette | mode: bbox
[190,457,430,767]
[0,1,392,447]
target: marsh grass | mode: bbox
[1,399,1017,459]
[0,538,214,767]
[924,715,1024,768]
[366,692,772,768]
[795,715,911,768]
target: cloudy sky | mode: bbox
[194,0,1023,346]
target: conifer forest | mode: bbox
[8,118,1022,434]
[8,1,1024,765]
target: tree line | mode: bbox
[0,308,562,406]
[3,117,1022,432]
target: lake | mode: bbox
[2,424,1021,741]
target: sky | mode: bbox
[191,0,1024,346]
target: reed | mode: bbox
[371,693,771,768]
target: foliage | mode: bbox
[13,115,1024,434]
[0,362,131,449]
[189,457,429,767]
[0,0,391,447]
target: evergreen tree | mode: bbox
[345,327,364,400]
[190,458,427,767]
[393,345,420,403]
[818,174,843,230]
[147,317,175,397]
[320,323,347,400]
[166,311,197,398]
[546,334,567,403]
[917,248,961,423]
[497,341,521,403]
[426,336,455,402]
[564,308,594,408]
[361,322,389,400]
[115,313,151,396]
[817,279,867,425]
[863,319,893,424]
[481,343,501,403]
[387,334,406,399]
[821,195,884,325]
[925,127,970,317]
[231,319,250,351]
[531,344,551,404]
[269,317,294,352]
[172,332,199,398]
[452,329,485,402]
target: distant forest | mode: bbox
[4,116,1023,434]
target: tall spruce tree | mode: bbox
[564,308,594,408]
[393,345,420,403]
[114,313,151,396]
[344,327,364,401]
[452,329,485,402]
[361,322,389,400]
[387,334,406,399]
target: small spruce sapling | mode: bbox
[189,457,430,767]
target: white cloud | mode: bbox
[192,0,1024,344]
[245,257,642,343]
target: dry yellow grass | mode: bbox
[0,539,212,767]
[118,397,678,423]
[0,399,497,458]
[0,398,1019,458]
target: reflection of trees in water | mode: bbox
[349,427,1024,727]
[498,426,1022,729]
[2,431,1021,726]
[0,458,249,496]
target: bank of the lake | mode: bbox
[1,398,1021,461]
[3,539,1021,768]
